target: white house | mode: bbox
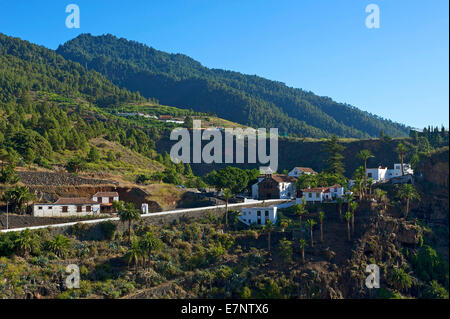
[366,166,388,182]
[239,206,277,226]
[92,191,120,213]
[366,163,414,182]
[298,184,346,203]
[288,167,317,178]
[386,163,414,178]
[33,197,101,217]
[92,191,119,204]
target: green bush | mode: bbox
[422,280,449,299]
[279,238,293,263]
[412,245,448,285]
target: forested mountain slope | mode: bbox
[0,33,160,168]
[56,33,410,138]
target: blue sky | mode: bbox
[0,0,448,129]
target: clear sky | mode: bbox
[0,0,448,129]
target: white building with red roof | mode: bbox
[33,197,101,217]
[92,191,119,205]
[297,184,347,203]
[288,167,317,178]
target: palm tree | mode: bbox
[349,201,358,235]
[387,267,412,292]
[374,188,388,210]
[357,149,374,195]
[46,234,71,258]
[139,232,163,269]
[124,240,142,271]
[112,200,124,214]
[305,219,316,248]
[118,202,141,243]
[223,188,232,228]
[344,212,352,241]
[15,229,35,257]
[280,219,289,232]
[367,178,374,197]
[336,197,343,220]
[4,185,35,214]
[264,220,274,252]
[299,239,307,264]
[396,184,420,218]
[396,143,407,176]
[318,211,325,243]
[294,199,307,238]
[344,193,353,213]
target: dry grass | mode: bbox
[143,184,186,210]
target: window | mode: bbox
[109,197,114,203]
[368,173,372,178]
[86,206,91,212]
[257,211,261,216]
[62,206,68,213]
[257,219,261,225]
[77,206,82,212]
[265,211,269,216]
[48,206,52,210]
[308,193,312,198]
[38,206,43,210]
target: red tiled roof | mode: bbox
[269,174,298,183]
[53,197,98,205]
[295,167,317,173]
[93,192,119,197]
[301,184,341,192]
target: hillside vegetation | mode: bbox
[56,34,410,138]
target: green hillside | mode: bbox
[56,33,410,138]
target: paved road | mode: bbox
[0,199,289,233]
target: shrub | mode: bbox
[423,280,449,299]
[279,238,293,263]
[241,286,252,299]
[412,245,448,284]
[44,234,71,258]
[207,244,226,263]
[387,267,412,292]
[70,223,91,238]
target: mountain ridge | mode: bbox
[56,33,410,138]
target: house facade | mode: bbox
[386,163,414,178]
[33,198,101,217]
[298,184,346,203]
[92,192,119,204]
[251,176,266,199]
[366,163,414,182]
[288,167,317,178]
[256,174,297,200]
[92,191,119,212]
[366,166,388,182]
[239,206,277,226]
